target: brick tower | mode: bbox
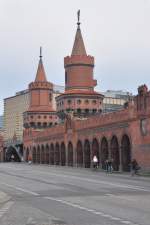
[56,11,104,118]
[23,48,58,129]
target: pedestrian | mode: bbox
[131,159,140,176]
[105,159,109,172]
[92,155,98,170]
[107,158,113,173]
[28,155,32,165]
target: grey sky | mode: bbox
[0,0,150,114]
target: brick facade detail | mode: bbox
[23,20,150,172]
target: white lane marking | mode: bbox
[0,166,21,171]
[1,182,39,196]
[121,221,132,224]
[0,201,14,218]
[44,196,140,225]
[105,193,135,201]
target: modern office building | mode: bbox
[0,115,3,129]
[4,90,29,144]
[102,90,132,112]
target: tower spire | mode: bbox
[35,47,47,82]
[71,10,87,56]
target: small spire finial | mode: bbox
[77,9,80,27]
[40,46,42,59]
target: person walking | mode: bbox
[28,155,32,165]
[105,159,109,172]
[106,158,113,173]
[92,155,98,170]
[131,159,140,176]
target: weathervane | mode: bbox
[40,46,42,59]
[77,9,80,26]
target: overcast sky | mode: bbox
[0,0,150,114]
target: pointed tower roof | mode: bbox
[71,10,87,56]
[35,47,47,82]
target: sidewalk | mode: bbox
[97,169,150,182]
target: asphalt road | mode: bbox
[0,163,150,225]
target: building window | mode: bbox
[30,116,33,119]
[67,99,72,105]
[77,108,81,114]
[66,108,72,113]
[38,115,41,119]
[92,100,97,105]
[99,109,102,113]
[77,99,81,104]
[92,109,97,113]
[37,122,41,128]
[65,72,67,84]
[44,115,47,119]
[43,122,47,127]
[85,109,89,114]
[30,122,35,127]
[49,94,52,101]
[85,99,89,104]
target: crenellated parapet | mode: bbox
[74,107,136,131]
[64,55,94,68]
[29,81,53,90]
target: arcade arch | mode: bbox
[60,142,66,166]
[92,138,99,162]
[50,143,54,165]
[110,136,120,171]
[55,143,60,165]
[46,145,50,164]
[84,140,91,168]
[101,137,109,169]
[76,140,83,167]
[121,135,131,171]
[68,142,73,166]
[32,147,36,163]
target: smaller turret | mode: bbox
[135,84,150,112]
[23,48,58,129]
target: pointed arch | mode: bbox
[41,145,45,164]
[50,143,54,165]
[46,144,50,164]
[110,136,120,171]
[32,147,36,163]
[68,142,73,166]
[55,143,60,165]
[101,137,109,170]
[84,140,91,168]
[92,138,99,162]
[121,135,131,171]
[37,145,40,164]
[77,140,83,167]
[26,148,29,162]
[61,142,66,166]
